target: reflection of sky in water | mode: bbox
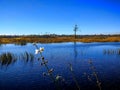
[0,42,120,90]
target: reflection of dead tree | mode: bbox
[74,42,77,60]
[74,25,78,39]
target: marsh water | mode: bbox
[0,42,120,90]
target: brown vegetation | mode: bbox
[0,34,120,44]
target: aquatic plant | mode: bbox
[20,51,34,63]
[103,48,120,55]
[88,60,102,90]
[33,43,65,90]
[0,43,2,46]
[117,49,120,55]
[0,52,17,66]
[0,51,35,68]
[14,42,27,46]
[68,63,80,90]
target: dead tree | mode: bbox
[73,25,78,39]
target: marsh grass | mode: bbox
[0,52,17,66]
[20,51,34,63]
[68,63,80,90]
[0,43,2,46]
[88,60,102,90]
[14,41,27,46]
[103,48,120,55]
[118,49,120,55]
[0,52,35,67]
[0,35,120,44]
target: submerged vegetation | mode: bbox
[0,34,120,44]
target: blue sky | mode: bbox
[0,0,120,35]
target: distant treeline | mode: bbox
[0,34,120,38]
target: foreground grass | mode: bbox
[0,35,120,44]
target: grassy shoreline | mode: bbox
[0,35,120,44]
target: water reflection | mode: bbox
[73,42,78,61]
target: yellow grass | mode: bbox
[0,35,120,44]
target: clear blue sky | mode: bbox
[0,0,120,35]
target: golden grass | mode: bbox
[0,35,120,44]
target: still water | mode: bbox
[0,42,120,90]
